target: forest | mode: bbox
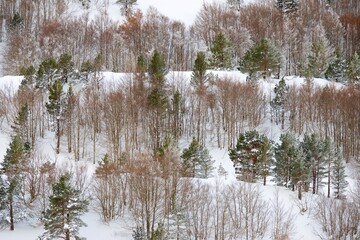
[0,0,360,239]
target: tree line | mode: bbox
[1,0,360,86]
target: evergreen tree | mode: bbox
[181,137,214,178]
[210,32,232,69]
[0,135,27,230]
[147,51,168,152]
[217,163,228,179]
[301,134,326,194]
[117,0,137,17]
[331,152,348,199]
[191,51,210,142]
[170,90,183,140]
[325,48,347,82]
[12,103,30,147]
[275,0,299,14]
[36,57,59,89]
[19,65,36,85]
[46,80,64,154]
[191,51,209,92]
[289,146,307,200]
[58,53,74,83]
[346,51,360,84]
[322,137,338,198]
[39,173,88,240]
[227,0,244,11]
[270,78,288,129]
[9,12,23,31]
[307,37,333,78]
[229,130,270,182]
[149,51,167,88]
[258,136,273,185]
[240,39,280,80]
[133,226,146,240]
[274,132,298,188]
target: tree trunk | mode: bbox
[56,117,60,154]
[9,193,14,231]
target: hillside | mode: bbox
[0,0,360,240]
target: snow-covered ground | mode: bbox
[0,71,351,240]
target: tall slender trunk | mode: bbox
[9,192,14,231]
[56,117,60,154]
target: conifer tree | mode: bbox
[12,103,29,146]
[147,51,168,152]
[210,32,232,69]
[117,0,137,17]
[275,0,299,14]
[274,132,298,188]
[57,53,74,83]
[36,57,58,89]
[229,130,270,182]
[39,173,88,240]
[331,153,348,199]
[191,51,209,92]
[258,136,273,185]
[227,0,244,11]
[217,163,228,179]
[301,134,326,194]
[191,51,209,142]
[346,52,360,84]
[19,65,36,85]
[240,39,280,79]
[0,135,27,230]
[133,226,146,240]
[270,78,288,129]
[181,137,214,178]
[46,79,64,154]
[325,48,347,82]
[289,146,307,200]
[307,36,333,78]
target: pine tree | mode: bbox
[191,51,210,142]
[36,57,59,89]
[210,32,232,69]
[181,137,214,178]
[39,173,88,240]
[331,153,348,199]
[258,136,273,185]
[227,0,244,11]
[12,103,30,147]
[274,132,298,188]
[346,51,360,84]
[217,163,228,179]
[270,78,288,129]
[240,39,280,80]
[117,0,137,17]
[289,146,307,200]
[57,53,74,83]
[46,80,64,154]
[301,134,326,194]
[325,48,347,82]
[133,226,146,240]
[275,0,299,14]
[0,135,27,230]
[191,51,209,93]
[229,130,269,182]
[147,51,168,152]
[307,34,334,78]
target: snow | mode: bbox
[1,71,349,240]
[0,0,355,239]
